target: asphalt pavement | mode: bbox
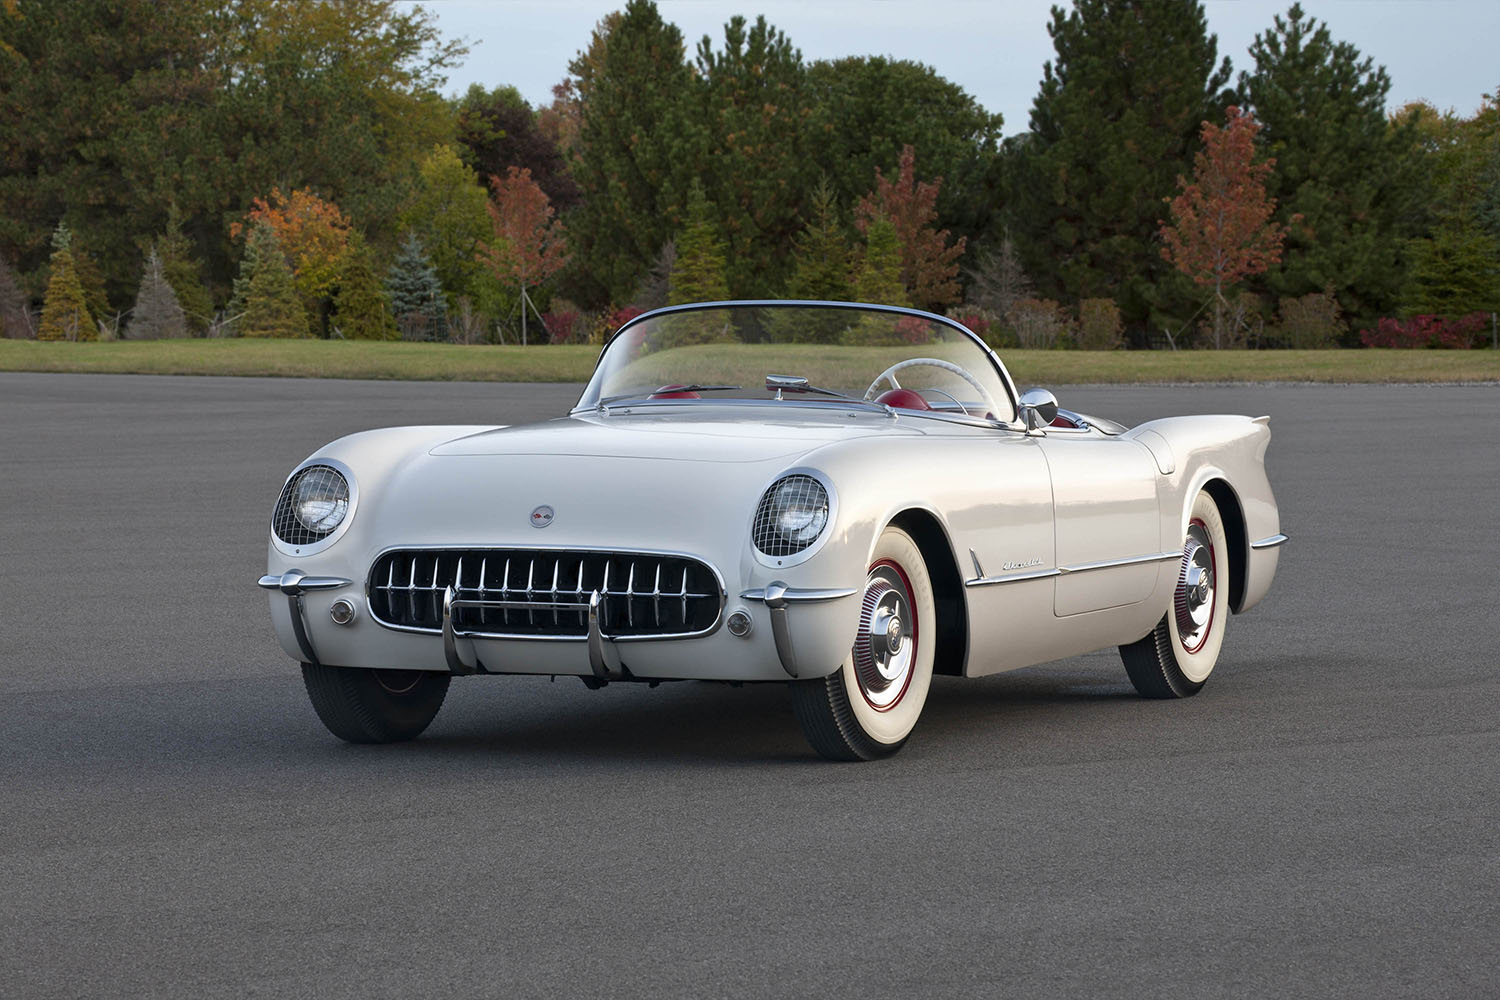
[1,373,1496,999]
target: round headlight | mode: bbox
[753,474,830,557]
[273,464,351,546]
[293,471,348,532]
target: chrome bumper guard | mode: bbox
[257,570,353,666]
[740,582,858,678]
[439,585,623,683]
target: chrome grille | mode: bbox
[752,474,829,556]
[272,465,349,546]
[367,549,723,639]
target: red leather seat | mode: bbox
[874,388,931,411]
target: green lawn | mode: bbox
[2,337,1498,384]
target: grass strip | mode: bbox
[1,339,1497,384]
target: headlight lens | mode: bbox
[294,471,349,532]
[753,474,830,557]
[273,464,350,545]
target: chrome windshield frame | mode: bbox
[570,299,1023,429]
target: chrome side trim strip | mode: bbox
[963,550,1181,589]
[740,585,859,604]
[1058,550,1182,575]
[964,567,1061,588]
[1250,533,1289,550]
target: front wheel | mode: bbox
[1119,489,1230,698]
[789,526,936,760]
[301,663,451,743]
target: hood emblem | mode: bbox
[530,505,555,528]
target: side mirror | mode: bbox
[1019,387,1059,430]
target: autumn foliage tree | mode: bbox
[232,188,354,334]
[1161,107,1288,348]
[477,167,569,343]
[855,146,965,311]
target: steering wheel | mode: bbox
[864,358,999,416]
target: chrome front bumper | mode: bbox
[261,573,859,684]
[257,570,353,666]
[739,582,857,678]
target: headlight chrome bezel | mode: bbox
[751,468,836,568]
[270,457,359,556]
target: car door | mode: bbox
[1035,432,1163,616]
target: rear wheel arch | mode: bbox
[1200,478,1247,613]
[887,508,967,677]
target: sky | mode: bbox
[412,0,1499,136]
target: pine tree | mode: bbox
[238,222,308,338]
[567,2,697,305]
[153,205,214,333]
[786,178,854,302]
[690,14,824,297]
[334,235,398,340]
[384,233,445,340]
[1239,3,1421,324]
[1401,220,1500,318]
[39,224,94,341]
[1009,0,1231,330]
[667,181,730,305]
[129,247,187,339]
[853,215,909,308]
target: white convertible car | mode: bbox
[260,301,1285,760]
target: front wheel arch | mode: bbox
[886,508,967,677]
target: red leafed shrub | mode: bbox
[895,314,934,344]
[542,309,580,344]
[950,310,992,340]
[1358,313,1486,349]
[607,305,645,332]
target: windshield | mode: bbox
[576,302,1017,423]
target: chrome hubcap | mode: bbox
[853,567,916,709]
[1174,524,1215,652]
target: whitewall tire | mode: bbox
[789,526,937,760]
[1119,490,1230,698]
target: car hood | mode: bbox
[429,409,924,464]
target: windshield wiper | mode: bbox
[765,374,895,415]
[597,384,742,407]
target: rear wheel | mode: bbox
[789,526,936,760]
[1119,490,1229,698]
[301,663,451,743]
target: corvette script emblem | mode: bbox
[530,505,555,528]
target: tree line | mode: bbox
[1,0,1495,349]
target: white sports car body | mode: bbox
[261,301,1285,759]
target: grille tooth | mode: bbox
[368,549,721,639]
